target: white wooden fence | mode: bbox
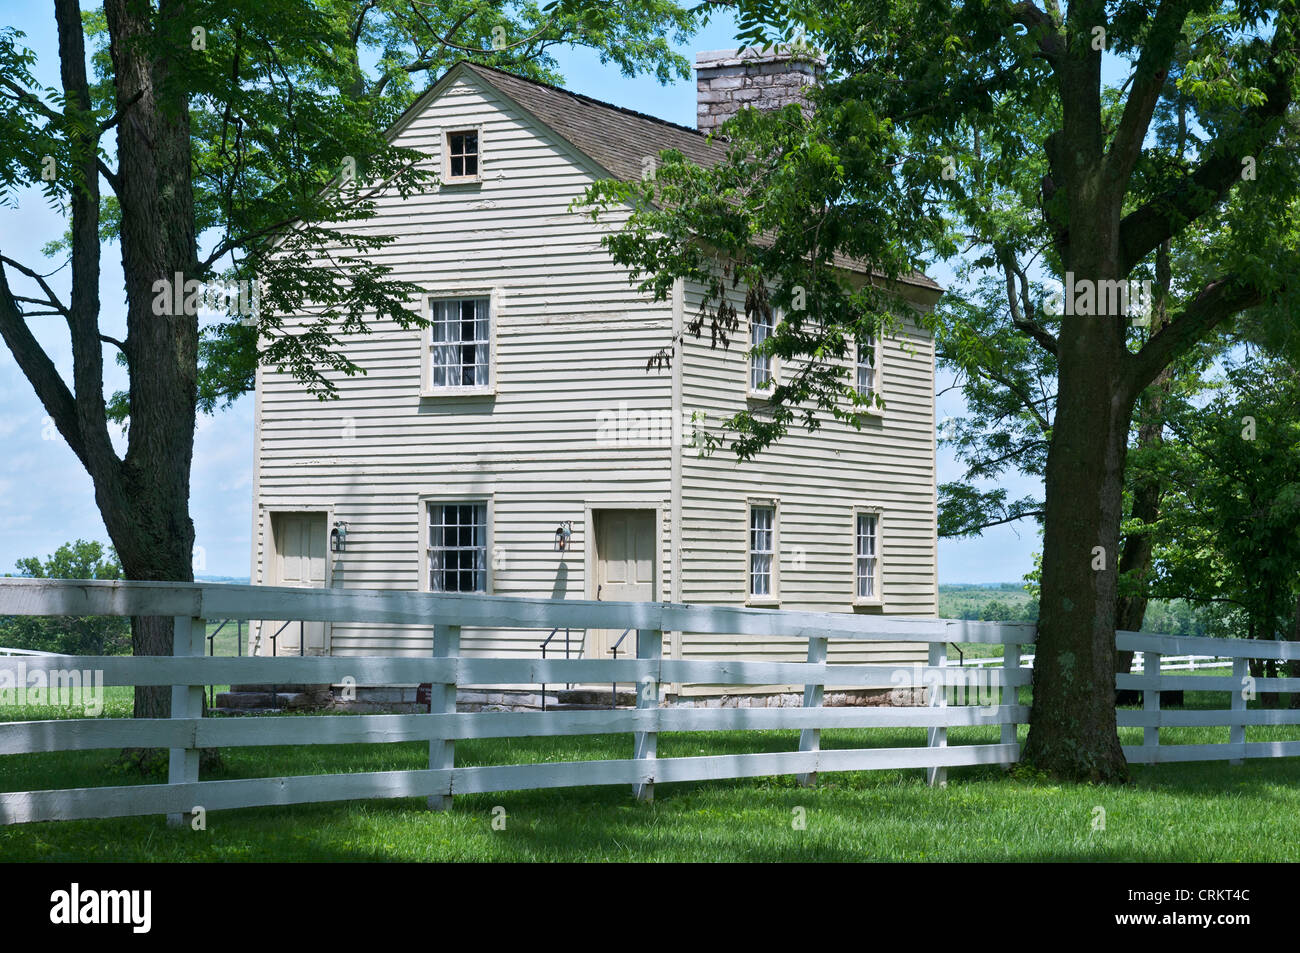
[2,580,1297,826]
[1115,631,1300,764]
[960,652,1233,671]
[0,579,1033,826]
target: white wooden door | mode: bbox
[268,512,328,656]
[588,510,655,659]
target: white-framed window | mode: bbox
[426,501,489,592]
[856,333,879,398]
[749,310,775,394]
[854,508,882,604]
[444,128,481,182]
[748,501,778,602]
[427,296,491,391]
[853,333,884,416]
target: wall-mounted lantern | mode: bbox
[330,520,349,553]
[553,520,573,552]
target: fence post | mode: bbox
[1230,656,1248,766]
[927,642,948,787]
[167,616,205,828]
[1143,651,1162,762]
[797,635,828,787]
[428,624,460,811]
[633,629,662,802]
[1001,641,1021,765]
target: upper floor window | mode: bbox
[445,129,480,182]
[428,297,490,389]
[749,503,776,600]
[428,501,488,592]
[856,333,878,398]
[750,311,775,393]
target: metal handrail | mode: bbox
[609,628,635,710]
[202,620,247,709]
[268,620,297,710]
[539,626,573,712]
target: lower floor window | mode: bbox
[428,502,487,592]
[856,512,878,598]
[749,505,775,597]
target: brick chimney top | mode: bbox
[695,46,826,136]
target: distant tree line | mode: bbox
[949,591,1211,637]
[0,540,129,655]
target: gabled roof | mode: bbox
[461,62,727,183]
[405,61,941,296]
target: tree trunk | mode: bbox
[1114,240,1175,676]
[1020,158,1133,780]
[1290,595,1300,709]
[1023,359,1133,781]
[102,0,200,725]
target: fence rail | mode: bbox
[1114,630,1300,765]
[0,579,1296,826]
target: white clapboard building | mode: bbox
[249,49,943,708]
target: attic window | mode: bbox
[445,130,479,181]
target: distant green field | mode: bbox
[939,584,1211,639]
[939,583,1035,621]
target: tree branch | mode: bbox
[1124,274,1263,399]
[0,76,60,123]
[54,0,119,487]
[96,157,120,193]
[1011,1,1066,61]
[0,265,87,463]
[98,89,142,132]
[0,255,70,317]
[1000,252,1059,357]
[977,362,1053,433]
[1105,0,1191,188]
[1118,22,1297,272]
[965,509,1046,531]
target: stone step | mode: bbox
[230,683,331,694]
[540,703,636,711]
[215,690,328,711]
[553,688,637,707]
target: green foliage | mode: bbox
[579,0,1300,507]
[0,541,130,655]
[1145,354,1300,640]
[1,1,705,418]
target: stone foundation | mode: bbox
[320,685,919,713]
[667,688,917,709]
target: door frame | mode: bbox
[262,505,334,655]
[583,500,664,605]
[583,502,663,668]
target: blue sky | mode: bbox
[0,6,1040,585]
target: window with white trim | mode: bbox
[445,129,479,181]
[856,334,878,398]
[749,504,775,598]
[750,311,775,392]
[428,297,490,389]
[855,511,879,599]
[427,502,487,592]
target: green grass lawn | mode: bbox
[2,681,1299,862]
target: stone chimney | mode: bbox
[695,46,826,136]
